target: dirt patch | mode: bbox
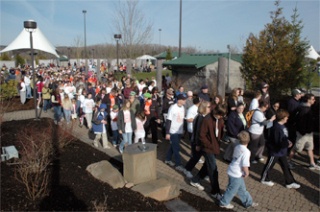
[1,119,225,211]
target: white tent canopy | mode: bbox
[0,27,59,58]
[136,55,156,60]
[306,45,320,60]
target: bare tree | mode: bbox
[72,35,83,65]
[112,0,153,74]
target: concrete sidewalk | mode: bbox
[3,109,319,211]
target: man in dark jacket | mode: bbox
[199,105,226,200]
[286,89,302,144]
[288,94,319,170]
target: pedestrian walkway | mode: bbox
[3,109,319,211]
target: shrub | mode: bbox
[0,80,18,100]
[14,122,54,200]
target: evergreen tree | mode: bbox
[241,0,309,98]
[0,53,10,61]
[166,48,173,61]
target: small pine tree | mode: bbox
[15,54,25,67]
[0,53,10,61]
[241,0,309,99]
[166,48,173,61]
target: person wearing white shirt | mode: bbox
[248,90,262,111]
[82,93,95,129]
[164,94,187,172]
[20,79,26,104]
[185,97,200,138]
[219,131,258,209]
[24,74,32,98]
[248,101,275,163]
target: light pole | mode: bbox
[82,10,88,74]
[227,44,231,92]
[178,0,182,57]
[114,34,121,72]
[158,28,162,52]
[24,20,38,119]
[92,48,94,66]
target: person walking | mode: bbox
[219,131,259,209]
[199,105,227,200]
[164,94,187,172]
[92,103,110,149]
[288,94,320,170]
[224,103,247,162]
[261,109,300,188]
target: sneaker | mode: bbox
[198,158,205,164]
[204,176,210,182]
[246,202,259,208]
[261,180,274,187]
[309,164,320,170]
[288,161,296,169]
[113,144,117,147]
[211,193,222,200]
[183,170,193,178]
[258,158,265,162]
[103,146,111,149]
[286,182,301,189]
[317,159,320,165]
[37,106,40,109]
[93,142,99,148]
[251,160,258,164]
[175,165,186,172]
[220,204,234,209]
[119,148,123,154]
[164,160,175,167]
[54,120,58,125]
[190,181,204,191]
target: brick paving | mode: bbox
[3,109,320,211]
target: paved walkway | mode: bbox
[3,109,320,211]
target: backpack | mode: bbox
[245,110,256,128]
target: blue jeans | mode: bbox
[119,132,133,152]
[165,134,181,166]
[112,130,119,145]
[53,105,62,122]
[220,175,253,208]
[204,152,220,195]
[26,85,32,98]
[64,109,71,123]
[43,99,51,111]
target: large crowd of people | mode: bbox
[2,63,319,209]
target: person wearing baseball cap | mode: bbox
[162,88,175,138]
[286,88,303,146]
[164,92,187,173]
[198,85,210,102]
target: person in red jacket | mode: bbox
[199,105,226,200]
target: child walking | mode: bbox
[219,131,258,209]
[110,104,120,147]
[92,103,110,149]
[134,111,147,144]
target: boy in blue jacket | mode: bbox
[92,103,110,149]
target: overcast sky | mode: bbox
[1,0,319,53]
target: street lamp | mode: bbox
[114,34,122,72]
[82,10,88,74]
[92,48,94,66]
[227,44,231,92]
[158,28,162,51]
[24,20,38,119]
[178,0,182,57]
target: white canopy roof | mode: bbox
[0,27,59,58]
[306,45,320,60]
[136,55,157,60]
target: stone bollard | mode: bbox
[123,143,157,184]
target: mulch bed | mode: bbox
[1,118,224,211]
